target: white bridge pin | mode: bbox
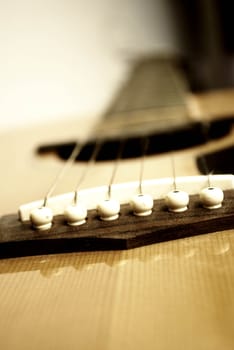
[130,194,154,216]
[97,199,120,221]
[200,187,224,209]
[166,190,189,213]
[64,203,87,226]
[30,207,53,230]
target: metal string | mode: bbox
[43,142,83,207]
[170,154,177,191]
[74,140,102,204]
[138,137,149,195]
[107,139,125,199]
[200,122,215,187]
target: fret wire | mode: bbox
[138,137,149,195]
[74,140,103,204]
[43,142,83,207]
[107,139,125,199]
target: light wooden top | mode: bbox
[0,229,234,350]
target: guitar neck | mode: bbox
[96,57,234,139]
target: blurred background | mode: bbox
[0,0,234,131]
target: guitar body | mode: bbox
[0,85,234,349]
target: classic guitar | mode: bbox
[0,57,233,350]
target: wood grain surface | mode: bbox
[0,229,234,350]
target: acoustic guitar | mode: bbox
[0,57,233,350]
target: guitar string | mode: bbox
[170,153,177,191]
[107,139,125,200]
[166,60,218,189]
[199,154,214,188]
[74,140,103,204]
[104,63,172,198]
[41,62,191,207]
[41,64,207,209]
[103,61,191,201]
[138,137,149,195]
[41,129,143,208]
[43,142,83,207]
[167,61,195,191]
[200,122,216,187]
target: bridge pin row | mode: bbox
[30,187,224,231]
